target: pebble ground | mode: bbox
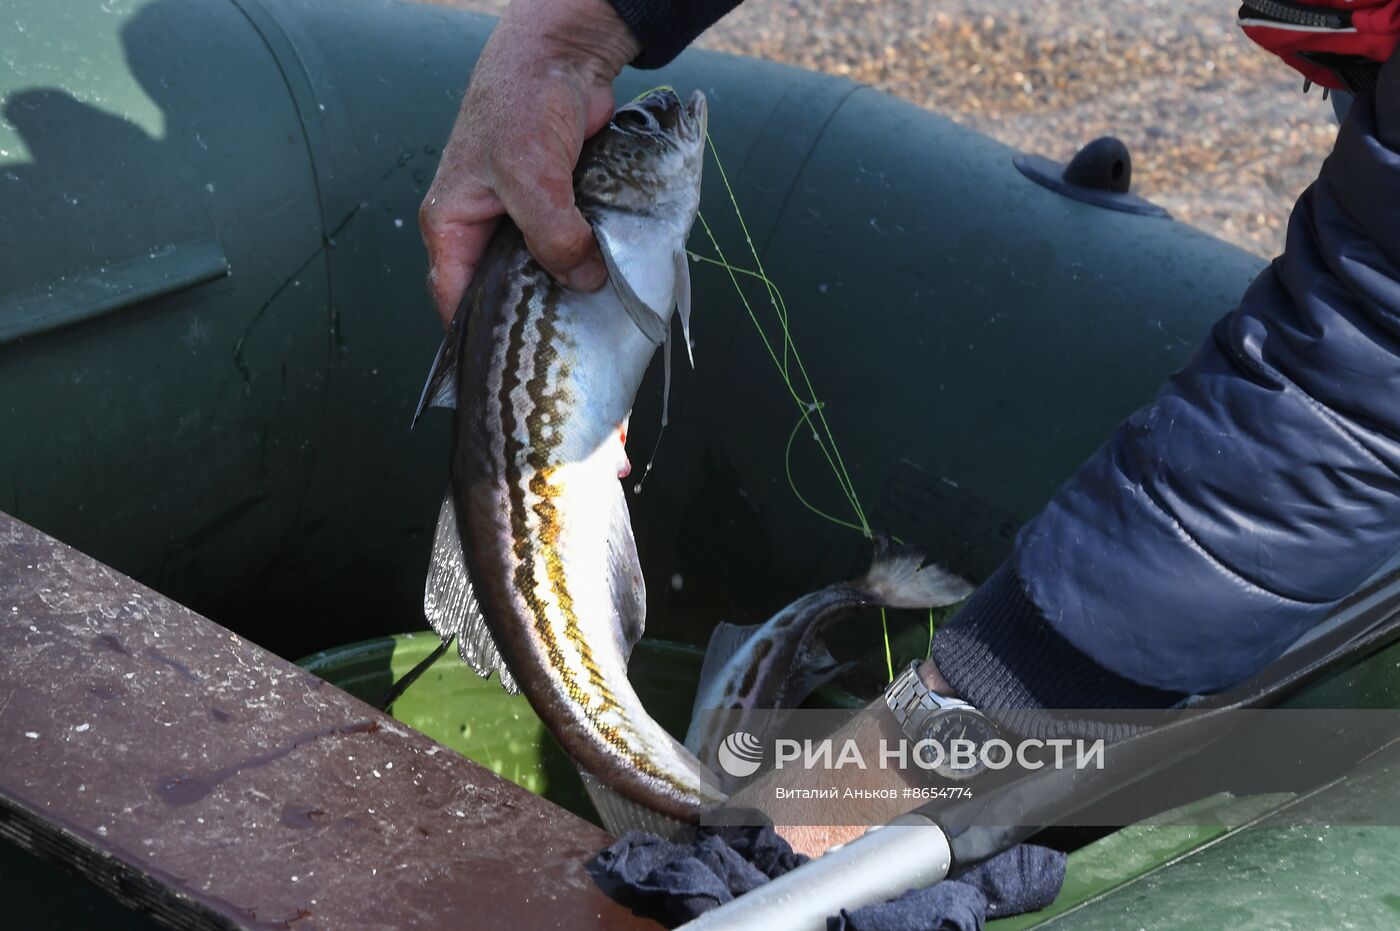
[441,0,1343,257]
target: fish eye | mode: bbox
[615,108,657,133]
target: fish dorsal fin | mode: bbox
[577,768,689,840]
[424,490,517,694]
[674,247,694,367]
[695,621,763,703]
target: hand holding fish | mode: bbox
[419,0,639,325]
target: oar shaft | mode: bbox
[678,815,951,931]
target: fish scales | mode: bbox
[471,261,718,810]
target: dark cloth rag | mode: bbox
[591,825,1066,930]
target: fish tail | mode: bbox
[853,532,975,608]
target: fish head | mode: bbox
[576,88,707,224]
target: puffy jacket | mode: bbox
[934,53,1400,705]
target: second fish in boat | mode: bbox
[686,534,972,789]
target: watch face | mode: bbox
[915,709,997,781]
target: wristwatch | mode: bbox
[884,660,999,781]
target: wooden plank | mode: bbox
[0,512,658,930]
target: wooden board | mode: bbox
[0,512,658,930]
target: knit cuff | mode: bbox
[604,0,743,68]
[931,561,1186,712]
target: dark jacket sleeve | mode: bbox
[604,0,744,68]
[935,58,1400,706]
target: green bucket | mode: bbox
[300,634,713,822]
[298,633,865,826]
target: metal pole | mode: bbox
[677,814,952,931]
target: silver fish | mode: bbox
[685,535,972,789]
[416,89,725,824]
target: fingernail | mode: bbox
[566,257,607,292]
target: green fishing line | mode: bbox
[692,130,904,682]
[631,84,926,681]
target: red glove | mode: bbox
[1240,0,1400,91]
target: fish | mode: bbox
[414,88,725,826]
[685,534,973,789]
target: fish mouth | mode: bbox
[685,89,708,139]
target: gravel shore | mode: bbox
[439,0,1341,257]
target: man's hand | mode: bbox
[419,0,640,326]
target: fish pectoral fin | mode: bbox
[412,328,459,427]
[655,250,696,429]
[693,621,764,706]
[424,490,518,694]
[594,219,669,345]
[414,223,519,427]
[607,492,646,657]
[412,275,483,427]
[577,768,689,840]
[674,247,694,367]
